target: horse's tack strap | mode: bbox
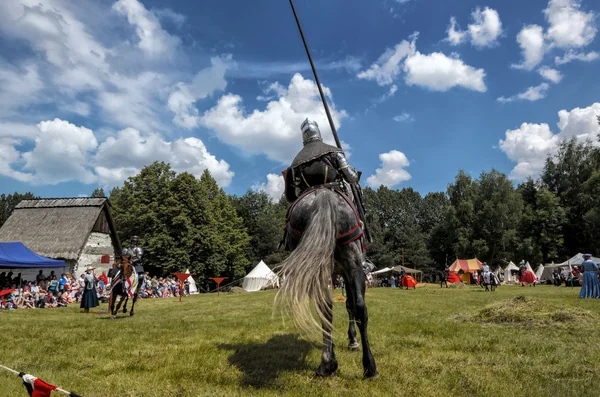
[285,186,364,247]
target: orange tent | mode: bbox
[449,258,483,284]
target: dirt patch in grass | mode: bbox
[448,282,467,289]
[456,295,598,328]
[229,286,247,294]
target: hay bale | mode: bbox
[228,287,247,294]
[458,295,598,328]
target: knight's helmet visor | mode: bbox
[301,118,322,145]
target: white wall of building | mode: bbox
[75,232,115,277]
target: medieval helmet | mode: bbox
[130,235,139,244]
[300,118,322,145]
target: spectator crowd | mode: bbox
[0,270,195,311]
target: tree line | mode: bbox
[0,131,598,278]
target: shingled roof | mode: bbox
[0,197,121,260]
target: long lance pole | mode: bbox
[288,0,372,243]
[288,0,341,148]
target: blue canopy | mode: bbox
[0,242,65,268]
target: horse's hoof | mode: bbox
[130,312,134,317]
[316,362,338,378]
[363,369,380,379]
[123,307,127,313]
[111,315,116,320]
[348,342,360,351]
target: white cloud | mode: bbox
[403,52,487,92]
[447,17,467,45]
[538,66,563,83]
[393,112,415,123]
[231,56,362,79]
[22,118,98,184]
[0,138,34,182]
[512,25,546,70]
[497,83,550,103]
[1,119,233,187]
[201,73,347,164]
[357,35,417,86]
[366,150,412,188]
[168,56,230,129]
[113,0,181,57]
[468,8,503,47]
[252,173,285,202]
[358,32,486,92]
[94,128,233,187]
[512,0,597,71]
[555,50,600,64]
[544,0,597,49]
[447,8,503,48]
[499,102,600,180]
[0,63,44,116]
[153,8,186,27]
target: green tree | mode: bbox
[0,192,37,227]
[232,190,287,266]
[198,170,251,279]
[91,188,106,197]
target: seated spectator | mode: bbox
[46,292,58,308]
[23,292,35,309]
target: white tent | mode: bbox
[503,262,520,283]
[539,253,600,281]
[185,269,198,294]
[242,261,279,292]
[525,262,534,273]
[534,265,545,280]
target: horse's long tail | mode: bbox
[275,189,337,336]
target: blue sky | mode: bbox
[0,0,599,200]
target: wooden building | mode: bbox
[0,198,121,276]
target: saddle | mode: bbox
[284,184,365,249]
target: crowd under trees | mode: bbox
[1,129,599,279]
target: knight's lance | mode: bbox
[288,0,372,242]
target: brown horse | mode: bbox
[108,257,139,319]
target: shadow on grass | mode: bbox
[218,333,313,388]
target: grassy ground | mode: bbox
[1,284,599,397]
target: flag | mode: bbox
[20,373,57,397]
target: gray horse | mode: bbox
[275,187,378,379]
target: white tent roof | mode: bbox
[185,269,198,294]
[242,261,279,292]
[556,253,600,267]
[525,262,534,273]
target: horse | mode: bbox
[275,187,378,379]
[108,257,139,319]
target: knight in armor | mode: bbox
[129,236,145,284]
[283,118,359,203]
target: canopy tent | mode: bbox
[503,262,520,283]
[242,261,279,292]
[185,269,198,294]
[391,265,423,282]
[0,242,65,268]
[556,253,600,267]
[448,258,483,284]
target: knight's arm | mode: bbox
[332,152,359,184]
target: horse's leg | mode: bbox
[316,292,338,377]
[130,293,138,316]
[345,284,360,351]
[122,295,128,313]
[342,245,378,379]
[114,293,124,318]
[109,294,116,319]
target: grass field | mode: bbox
[1,284,600,397]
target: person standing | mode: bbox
[579,254,600,299]
[80,266,99,313]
